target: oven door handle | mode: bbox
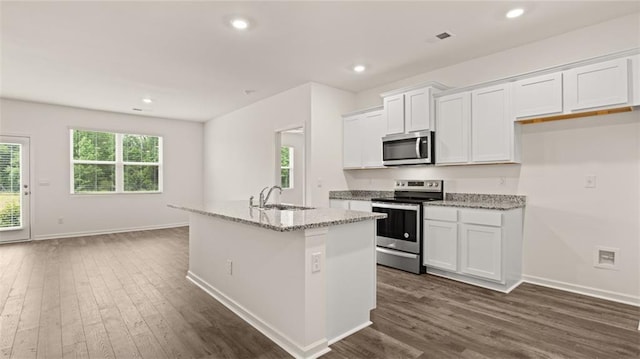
[371,202,420,211]
[376,247,418,259]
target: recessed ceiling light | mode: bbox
[142,97,153,104]
[353,65,366,73]
[506,8,524,19]
[231,18,249,30]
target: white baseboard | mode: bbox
[327,321,371,345]
[523,274,640,307]
[186,271,330,359]
[33,222,188,240]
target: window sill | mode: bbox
[70,191,163,196]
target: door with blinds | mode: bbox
[0,136,31,243]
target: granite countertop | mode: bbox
[329,190,393,201]
[424,193,526,211]
[168,201,386,232]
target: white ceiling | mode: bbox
[1,1,639,122]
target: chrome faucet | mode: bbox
[259,185,282,208]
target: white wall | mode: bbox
[204,83,312,203]
[0,98,203,239]
[280,132,304,204]
[347,13,640,304]
[204,82,355,208]
[308,83,355,208]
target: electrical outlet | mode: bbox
[311,252,321,273]
[585,175,596,188]
[594,246,619,270]
[226,260,233,275]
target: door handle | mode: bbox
[415,138,421,158]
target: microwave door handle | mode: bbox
[415,138,421,158]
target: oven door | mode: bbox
[382,132,432,166]
[371,202,420,254]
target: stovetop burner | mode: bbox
[371,179,444,204]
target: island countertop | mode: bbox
[169,201,386,232]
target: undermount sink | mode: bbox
[261,204,315,211]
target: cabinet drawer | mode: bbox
[424,207,458,221]
[460,210,502,226]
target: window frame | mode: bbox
[69,129,163,194]
[280,146,294,189]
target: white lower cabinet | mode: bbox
[423,206,523,293]
[329,199,372,212]
[423,220,458,271]
[459,224,502,281]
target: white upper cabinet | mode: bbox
[342,107,386,169]
[404,87,431,132]
[632,55,640,106]
[342,115,362,168]
[383,94,405,135]
[471,84,514,163]
[513,72,563,118]
[382,83,447,136]
[435,84,518,165]
[361,110,386,168]
[435,92,470,165]
[564,57,629,112]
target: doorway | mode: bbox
[0,136,31,243]
[275,126,305,205]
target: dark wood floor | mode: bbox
[0,228,638,359]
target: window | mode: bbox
[280,146,293,189]
[71,129,162,193]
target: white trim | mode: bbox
[70,129,163,194]
[327,321,372,345]
[435,47,640,98]
[33,222,188,241]
[523,275,640,307]
[186,271,330,359]
[426,268,523,293]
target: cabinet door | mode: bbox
[471,84,512,163]
[435,92,470,164]
[514,72,563,118]
[405,87,430,132]
[329,199,350,209]
[460,224,502,282]
[343,115,362,168]
[632,55,640,106]
[384,93,405,135]
[564,58,629,111]
[361,110,386,167]
[349,200,372,212]
[423,220,458,271]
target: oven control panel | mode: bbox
[394,179,443,192]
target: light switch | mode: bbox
[584,175,596,188]
[311,252,321,273]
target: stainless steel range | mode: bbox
[371,180,444,274]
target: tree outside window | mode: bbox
[71,129,162,194]
[280,146,294,189]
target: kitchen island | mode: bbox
[169,202,385,359]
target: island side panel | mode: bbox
[187,213,316,354]
[325,220,377,343]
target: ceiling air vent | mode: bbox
[436,32,452,40]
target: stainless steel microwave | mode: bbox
[382,131,434,166]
